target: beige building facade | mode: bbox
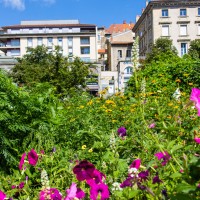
[133,0,200,57]
[0,20,98,62]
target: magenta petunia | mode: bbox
[117,126,127,137]
[28,149,38,166]
[19,152,26,170]
[64,182,85,200]
[129,159,141,169]
[73,160,95,181]
[190,88,200,116]
[0,191,6,200]
[90,183,110,200]
[155,151,171,166]
[138,170,149,182]
[19,182,25,189]
[194,137,200,144]
[86,169,106,186]
[152,175,162,184]
[39,188,62,200]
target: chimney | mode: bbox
[123,20,126,24]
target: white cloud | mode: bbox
[2,0,56,10]
[2,0,25,10]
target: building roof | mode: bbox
[98,49,107,54]
[106,20,134,34]
[2,23,96,29]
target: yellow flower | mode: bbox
[174,106,179,109]
[175,79,181,83]
[167,116,172,119]
[87,100,93,106]
[168,103,173,106]
[88,148,93,153]
[130,109,135,113]
[82,145,86,150]
[183,73,189,77]
[152,80,156,83]
[79,105,84,109]
[105,109,112,113]
[105,100,115,105]
[112,119,117,123]
[188,83,193,86]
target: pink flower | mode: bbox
[39,188,62,200]
[190,88,200,116]
[194,137,200,144]
[90,183,110,200]
[19,182,25,189]
[28,149,38,166]
[129,159,141,169]
[148,123,156,128]
[155,151,171,166]
[86,169,106,186]
[64,183,85,200]
[0,191,6,200]
[19,153,26,170]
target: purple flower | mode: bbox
[138,170,149,182]
[11,185,16,189]
[197,183,200,189]
[86,169,106,186]
[90,183,110,200]
[148,123,156,129]
[73,160,95,181]
[52,147,56,153]
[120,177,134,188]
[154,151,171,166]
[152,175,162,184]
[130,159,141,169]
[19,153,26,170]
[194,137,200,144]
[19,182,25,189]
[162,189,168,197]
[39,188,62,200]
[190,88,200,116]
[0,191,6,200]
[28,149,38,166]
[117,126,127,137]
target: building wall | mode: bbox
[134,1,200,57]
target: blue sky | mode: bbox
[0,0,146,28]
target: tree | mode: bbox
[10,46,89,96]
[145,37,178,63]
[188,39,200,59]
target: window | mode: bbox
[124,67,133,75]
[118,50,122,58]
[162,25,169,36]
[10,39,20,46]
[198,8,200,16]
[181,43,187,56]
[180,9,187,16]
[37,37,43,46]
[180,25,187,36]
[80,37,90,44]
[198,24,200,35]
[162,9,168,17]
[68,47,73,56]
[81,57,90,62]
[57,37,63,47]
[10,49,20,56]
[98,34,101,41]
[47,37,53,47]
[81,47,90,54]
[68,37,73,46]
[27,38,33,47]
[126,50,131,58]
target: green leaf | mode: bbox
[176,183,196,193]
[170,172,182,179]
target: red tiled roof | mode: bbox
[106,21,134,34]
[2,24,96,29]
[98,49,107,54]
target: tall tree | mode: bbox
[10,45,89,95]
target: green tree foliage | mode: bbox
[188,39,200,59]
[0,70,61,171]
[145,37,178,63]
[10,46,89,96]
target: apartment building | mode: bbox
[133,0,200,57]
[0,20,98,62]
